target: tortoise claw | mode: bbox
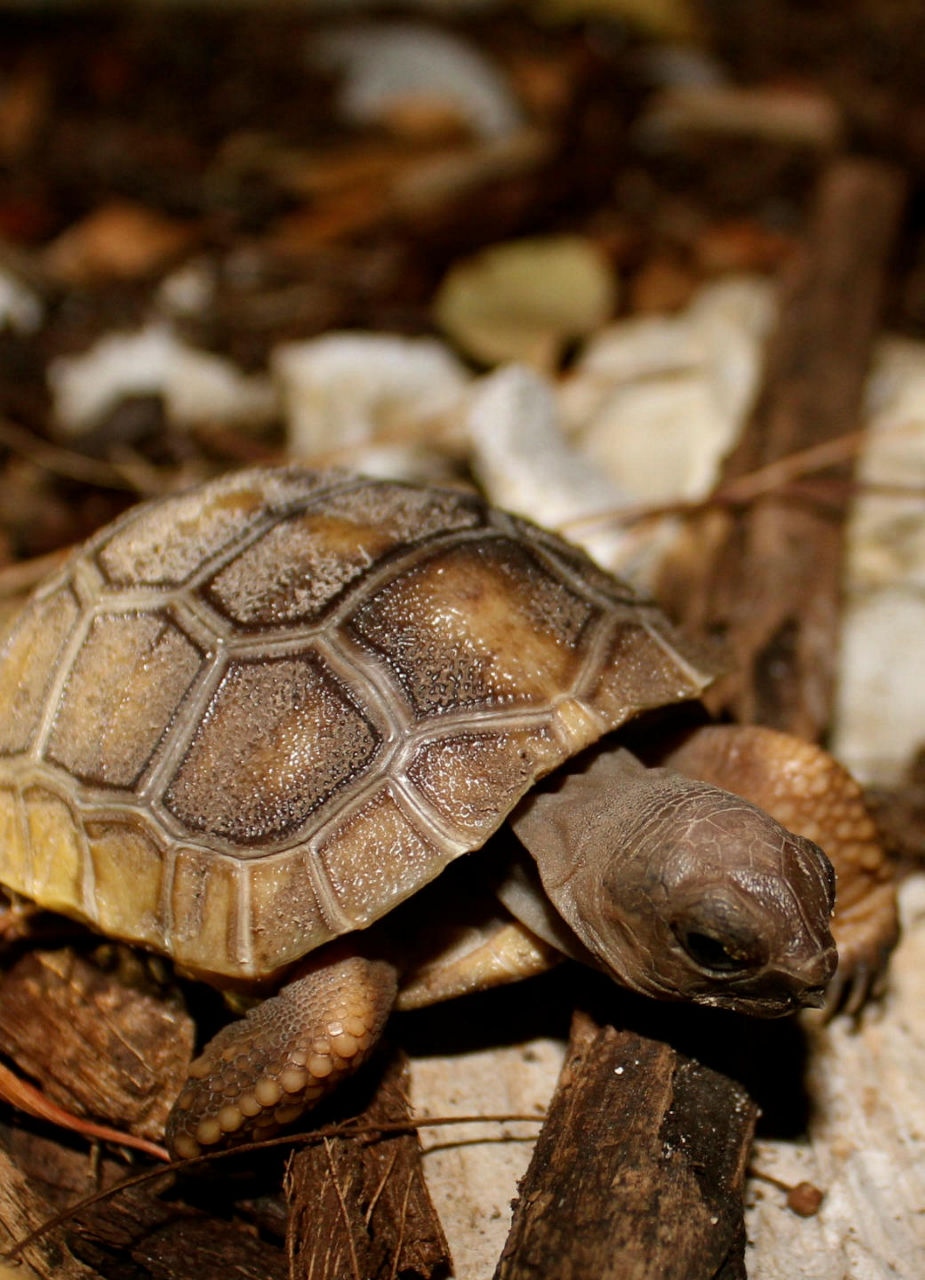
[819,912,899,1022]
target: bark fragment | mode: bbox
[0,945,193,1141]
[285,1052,451,1280]
[495,1012,757,1280]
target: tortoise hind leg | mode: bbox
[659,723,899,1014]
[166,945,398,1160]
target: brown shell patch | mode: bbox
[45,612,203,788]
[508,515,640,606]
[0,586,79,756]
[163,653,382,845]
[95,469,329,588]
[347,537,596,719]
[406,726,558,838]
[317,786,446,928]
[203,483,482,627]
[584,609,708,724]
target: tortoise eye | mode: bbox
[671,920,766,975]
[677,929,745,972]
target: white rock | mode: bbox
[562,275,774,503]
[311,21,523,140]
[746,876,925,1279]
[0,268,42,334]
[273,331,470,460]
[48,323,276,436]
[468,363,634,570]
[155,259,216,318]
[831,336,925,784]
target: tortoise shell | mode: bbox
[0,468,711,979]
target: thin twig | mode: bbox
[0,416,149,492]
[6,1111,546,1261]
[558,421,923,537]
[364,1145,400,1227]
[389,1167,414,1280]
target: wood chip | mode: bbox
[496,1012,757,1280]
[0,946,193,1141]
[285,1052,450,1280]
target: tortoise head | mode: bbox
[511,747,837,1016]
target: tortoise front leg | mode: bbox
[659,723,899,1013]
[166,945,398,1160]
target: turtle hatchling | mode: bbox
[0,467,896,1159]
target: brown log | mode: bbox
[658,157,905,739]
[495,1012,757,1280]
[285,1052,450,1280]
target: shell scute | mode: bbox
[202,482,484,628]
[0,585,80,756]
[346,537,598,720]
[246,846,330,973]
[85,815,166,949]
[405,726,560,839]
[163,652,384,846]
[317,786,448,931]
[585,608,712,723]
[45,611,204,789]
[95,468,333,589]
[23,785,85,915]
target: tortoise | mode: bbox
[0,466,895,1160]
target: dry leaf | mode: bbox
[43,202,198,285]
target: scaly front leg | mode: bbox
[166,945,398,1159]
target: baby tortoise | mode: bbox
[0,468,895,1159]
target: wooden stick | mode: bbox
[658,157,905,739]
[495,1013,757,1280]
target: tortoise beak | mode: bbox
[700,940,838,1017]
[760,940,839,1014]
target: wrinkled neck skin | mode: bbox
[509,744,837,1016]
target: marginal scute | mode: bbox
[46,611,203,788]
[245,850,332,974]
[85,815,166,948]
[0,785,28,896]
[170,846,243,974]
[164,653,382,845]
[24,786,84,914]
[405,726,559,838]
[203,482,483,627]
[0,586,79,756]
[347,537,597,719]
[583,609,712,723]
[317,786,447,927]
[508,515,639,606]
